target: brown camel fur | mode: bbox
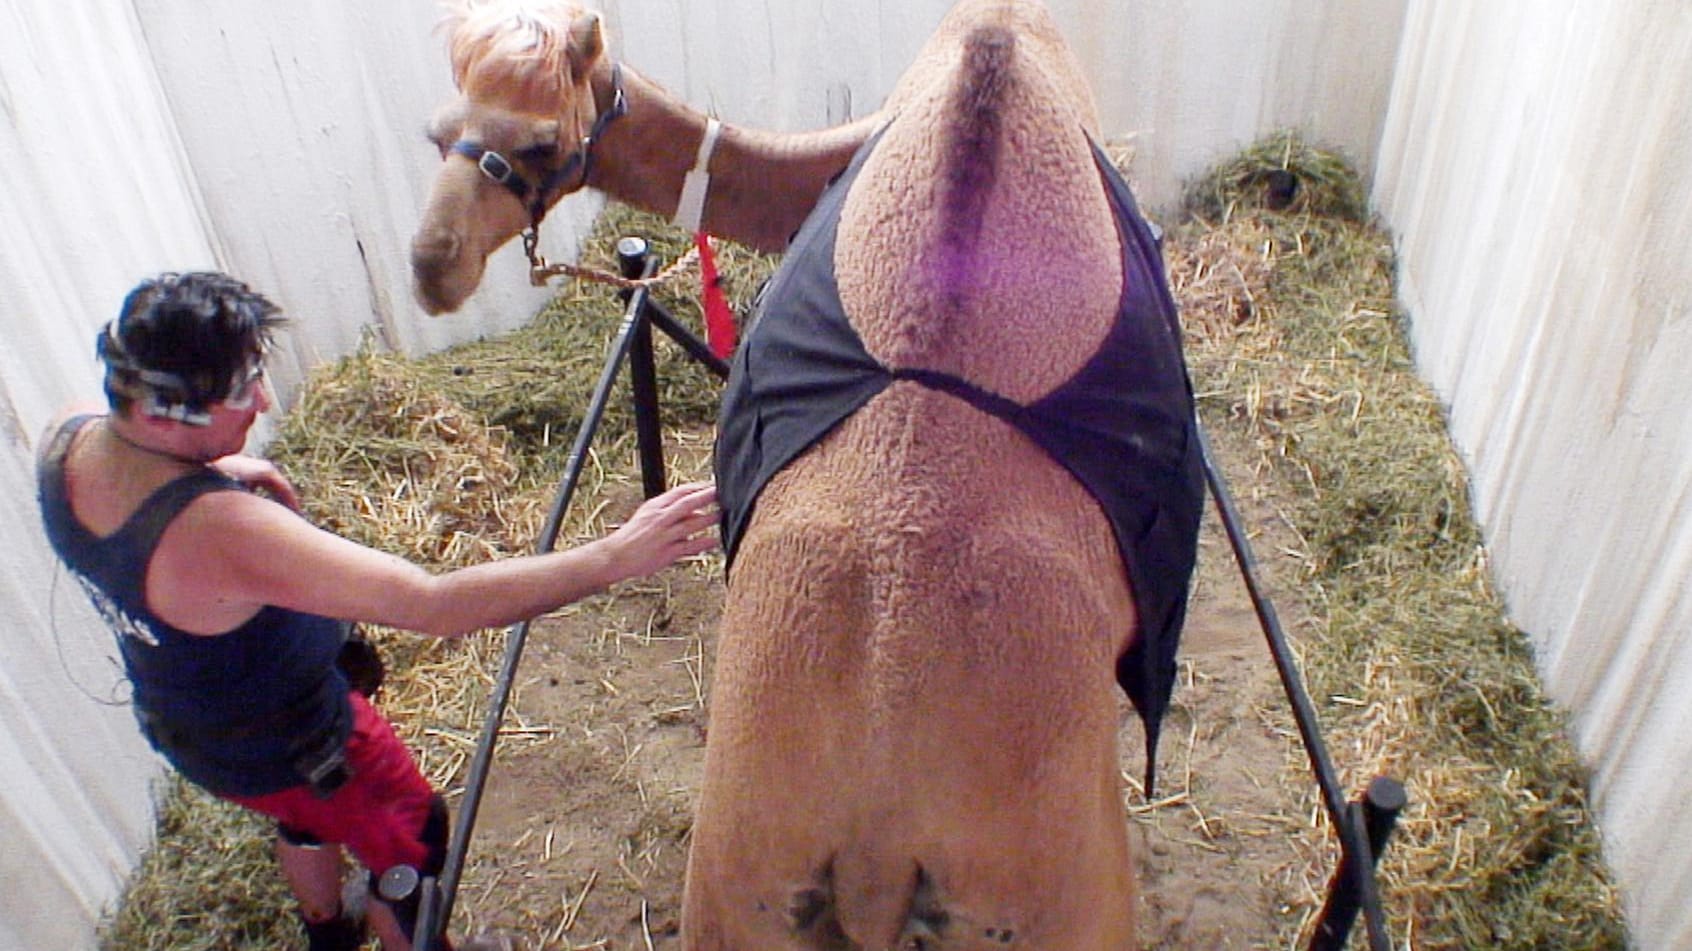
[412,0,881,314]
[688,1,1158,948]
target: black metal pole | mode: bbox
[619,238,668,498]
[1195,422,1393,951]
[414,251,665,951]
[1310,777,1408,951]
[646,301,731,379]
[413,874,441,951]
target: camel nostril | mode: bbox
[409,228,480,314]
[410,230,462,272]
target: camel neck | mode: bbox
[584,59,882,254]
[585,62,701,202]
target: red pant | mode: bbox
[227,692,438,875]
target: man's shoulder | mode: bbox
[36,404,106,463]
[170,475,291,536]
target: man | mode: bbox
[37,271,719,951]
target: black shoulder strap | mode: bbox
[121,467,245,558]
[38,414,94,484]
[715,128,892,569]
[41,415,242,561]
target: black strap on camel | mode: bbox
[713,128,1205,795]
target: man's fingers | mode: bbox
[677,532,721,556]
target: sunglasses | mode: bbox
[222,364,268,411]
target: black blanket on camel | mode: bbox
[713,129,1204,788]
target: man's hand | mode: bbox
[602,481,720,581]
[211,455,301,512]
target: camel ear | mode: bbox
[427,97,470,140]
[564,12,605,79]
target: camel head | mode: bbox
[412,0,612,314]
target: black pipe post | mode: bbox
[377,864,439,951]
[618,237,668,498]
[1309,777,1409,951]
[413,875,442,951]
[646,301,732,379]
[1195,422,1393,951]
[415,250,668,949]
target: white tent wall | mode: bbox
[601,0,1408,213]
[1,3,217,947]
[1374,0,1692,945]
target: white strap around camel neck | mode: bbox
[672,117,722,234]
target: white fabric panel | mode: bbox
[602,0,1408,213]
[1086,0,1408,212]
[0,0,221,442]
[1375,1,1692,944]
[0,444,164,951]
[0,3,208,949]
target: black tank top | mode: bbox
[38,415,350,796]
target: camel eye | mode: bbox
[515,143,558,162]
[423,124,452,160]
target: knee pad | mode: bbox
[421,793,450,878]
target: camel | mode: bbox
[411,0,881,314]
[416,2,1203,948]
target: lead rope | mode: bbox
[524,114,721,293]
[526,241,701,290]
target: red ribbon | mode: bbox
[694,231,737,360]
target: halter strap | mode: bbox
[447,63,630,233]
[672,116,722,233]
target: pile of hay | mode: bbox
[1173,131,1627,949]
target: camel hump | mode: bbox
[835,0,1119,394]
[938,25,1017,253]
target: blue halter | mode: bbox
[448,64,629,262]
